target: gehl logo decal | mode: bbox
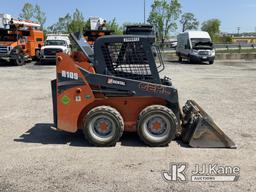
[139,82,172,96]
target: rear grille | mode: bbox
[44,49,62,56]
[0,46,8,54]
[198,51,210,56]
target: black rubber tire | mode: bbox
[35,49,41,61]
[12,54,25,66]
[178,56,182,62]
[209,60,214,65]
[137,105,178,147]
[40,60,45,65]
[187,56,192,64]
[83,106,124,147]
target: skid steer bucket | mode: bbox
[181,100,236,148]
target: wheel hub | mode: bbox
[99,121,109,130]
[152,121,162,129]
[147,116,167,135]
[94,118,112,136]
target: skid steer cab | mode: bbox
[51,32,236,148]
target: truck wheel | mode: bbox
[187,56,192,64]
[40,60,45,65]
[12,54,25,66]
[179,56,182,62]
[209,60,214,65]
[83,106,124,147]
[137,105,177,147]
[35,50,41,61]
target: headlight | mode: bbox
[192,50,199,55]
[211,50,215,56]
[7,46,13,52]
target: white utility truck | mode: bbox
[40,34,71,64]
[176,31,215,64]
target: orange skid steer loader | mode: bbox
[51,33,236,148]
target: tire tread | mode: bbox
[137,105,177,147]
[83,106,124,147]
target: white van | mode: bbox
[176,31,215,64]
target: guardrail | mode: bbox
[214,43,256,50]
[158,42,256,52]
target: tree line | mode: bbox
[18,3,123,35]
[148,0,229,43]
[19,1,231,43]
[19,3,46,30]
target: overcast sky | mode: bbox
[0,0,255,33]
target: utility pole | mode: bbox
[237,27,240,35]
[144,0,146,24]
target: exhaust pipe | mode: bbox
[181,100,236,149]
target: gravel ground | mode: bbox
[0,60,255,192]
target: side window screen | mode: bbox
[36,38,43,42]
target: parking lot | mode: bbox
[0,60,255,192]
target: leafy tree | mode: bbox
[19,3,47,29]
[19,3,34,20]
[180,12,199,32]
[34,4,46,29]
[47,14,72,33]
[148,0,181,41]
[68,9,86,33]
[84,19,91,30]
[201,19,221,42]
[220,35,233,43]
[48,9,86,34]
[47,9,123,35]
[106,18,123,35]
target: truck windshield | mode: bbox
[0,34,17,42]
[191,38,212,48]
[45,40,66,46]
